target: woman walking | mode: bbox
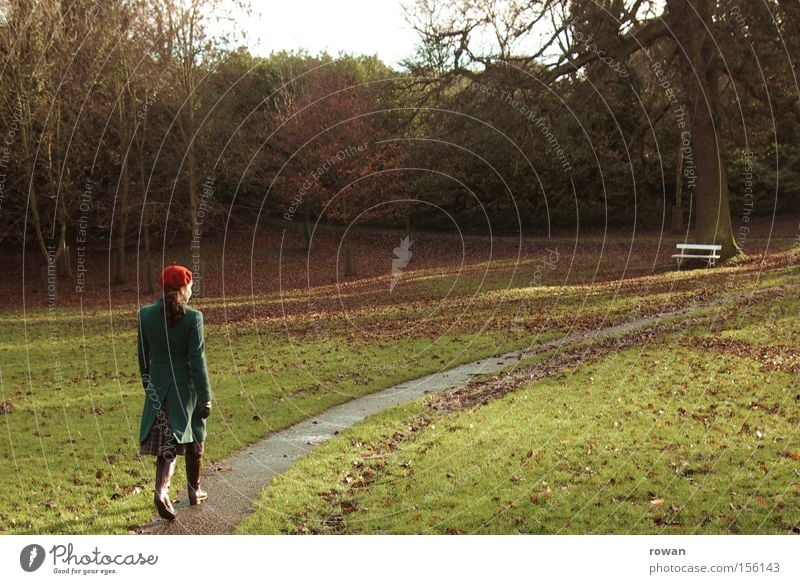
[137,262,213,520]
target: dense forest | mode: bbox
[1,0,798,283]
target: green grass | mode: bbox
[1,238,797,534]
[237,295,800,534]
[0,300,553,534]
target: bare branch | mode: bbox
[540,15,669,83]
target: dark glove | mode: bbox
[199,400,212,419]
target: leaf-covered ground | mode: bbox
[0,221,798,533]
[237,293,800,534]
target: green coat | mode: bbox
[137,298,213,444]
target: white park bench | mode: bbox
[672,243,722,268]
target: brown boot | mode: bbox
[186,441,208,505]
[154,456,177,520]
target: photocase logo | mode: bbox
[390,235,413,293]
[20,544,46,572]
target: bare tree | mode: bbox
[154,0,248,240]
[403,0,753,258]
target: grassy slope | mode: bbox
[237,293,800,534]
[0,308,534,534]
[0,239,796,533]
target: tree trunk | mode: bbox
[114,157,130,284]
[668,0,741,259]
[55,234,71,278]
[138,112,151,294]
[187,123,199,238]
[182,24,200,241]
[671,139,684,232]
[143,220,154,295]
[19,92,50,260]
[303,210,312,251]
[28,178,50,260]
[343,245,356,278]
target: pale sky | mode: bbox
[241,0,420,69]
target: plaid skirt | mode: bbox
[139,400,187,458]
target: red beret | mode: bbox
[159,262,192,290]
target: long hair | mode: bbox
[161,287,187,326]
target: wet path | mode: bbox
[135,286,782,534]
